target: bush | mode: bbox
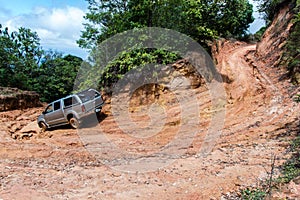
[241,188,266,200]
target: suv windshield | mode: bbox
[77,90,99,103]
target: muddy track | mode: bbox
[0,42,299,199]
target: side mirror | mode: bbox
[43,108,48,114]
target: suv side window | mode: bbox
[54,101,61,111]
[45,104,53,113]
[63,96,79,108]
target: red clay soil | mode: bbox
[0,41,299,199]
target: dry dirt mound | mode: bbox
[0,107,47,140]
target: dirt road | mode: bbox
[0,42,299,199]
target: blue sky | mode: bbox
[1,0,87,14]
[0,0,89,58]
[249,0,266,33]
[0,0,265,59]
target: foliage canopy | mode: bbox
[76,0,254,90]
[78,0,254,49]
[0,25,83,102]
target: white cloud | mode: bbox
[2,6,88,58]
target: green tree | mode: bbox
[0,25,43,89]
[78,0,254,49]
[0,25,83,102]
[0,26,19,87]
[35,52,83,102]
[77,0,254,91]
[255,0,287,23]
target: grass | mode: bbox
[276,135,300,184]
[240,134,300,199]
[294,94,300,103]
[241,188,267,200]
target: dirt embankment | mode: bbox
[256,1,294,69]
[0,87,43,140]
[0,4,300,198]
[0,38,299,199]
[0,87,42,112]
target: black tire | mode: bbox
[69,117,79,129]
[39,122,47,132]
[96,110,101,117]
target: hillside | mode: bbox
[0,2,299,200]
[0,40,299,199]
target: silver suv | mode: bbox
[37,89,104,130]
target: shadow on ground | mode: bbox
[79,112,108,128]
[47,112,108,131]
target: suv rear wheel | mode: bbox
[69,117,79,129]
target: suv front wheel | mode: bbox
[39,121,47,132]
[69,117,79,129]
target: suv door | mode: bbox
[44,100,65,126]
[63,96,82,115]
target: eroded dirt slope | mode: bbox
[0,41,299,199]
[0,87,41,112]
